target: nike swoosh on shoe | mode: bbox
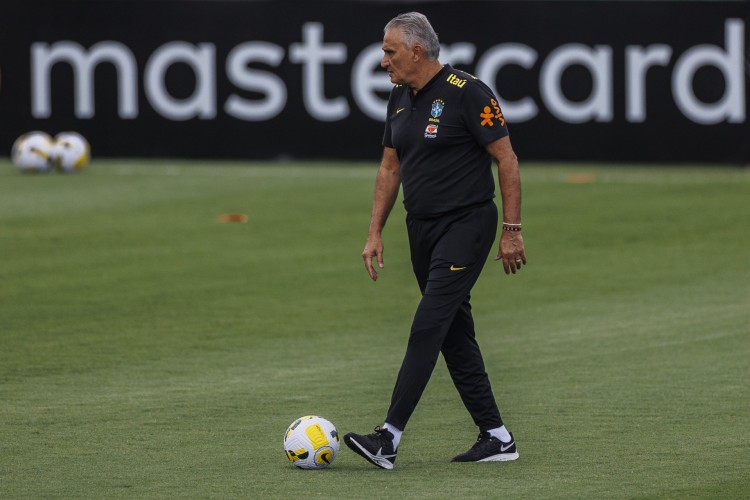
[349,439,395,469]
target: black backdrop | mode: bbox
[1,1,747,162]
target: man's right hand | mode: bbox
[362,234,384,281]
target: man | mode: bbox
[344,12,526,469]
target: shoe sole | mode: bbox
[344,436,394,470]
[478,452,519,462]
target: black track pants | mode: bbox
[385,201,504,432]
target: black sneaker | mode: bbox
[344,427,397,469]
[452,432,519,462]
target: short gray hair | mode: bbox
[384,12,440,61]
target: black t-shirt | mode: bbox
[383,64,509,216]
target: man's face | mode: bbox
[381,28,414,86]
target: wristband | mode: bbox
[502,223,522,232]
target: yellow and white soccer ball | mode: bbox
[11,131,54,173]
[50,131,90,173]
[283,416,340,469]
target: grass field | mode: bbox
[1,159,748,498]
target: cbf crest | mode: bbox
[431,99,445,119]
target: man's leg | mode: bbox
[385,204,495,430]
[385,266,484,430]
[436,201,502,430]
[442,298,504,431]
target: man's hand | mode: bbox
[495,231,527,274]
[362,148,400,282]
[362,233,385,281]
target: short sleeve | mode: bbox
[462,82,509,146]
[382,87,398,148]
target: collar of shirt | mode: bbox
[410,64,451,99]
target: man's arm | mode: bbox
[485,136,527,275]
[362,147,401,281]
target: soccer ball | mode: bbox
[283,416,340,469]
[11,131,54,173]
[50,132,90,173]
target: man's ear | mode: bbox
[412,44,423,62]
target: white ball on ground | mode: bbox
[51,132,90,173]
[11,131,54,173]
[283,415,340,469]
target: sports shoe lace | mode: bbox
[469,431,493,451]
[370,426,394,448]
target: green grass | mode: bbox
[1,160,748,498]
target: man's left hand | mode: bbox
[495,231,526,274]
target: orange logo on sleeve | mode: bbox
[480,106,494,126]
[479,106,495,127]
[481,99,506,127]
[491,98,505,126]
